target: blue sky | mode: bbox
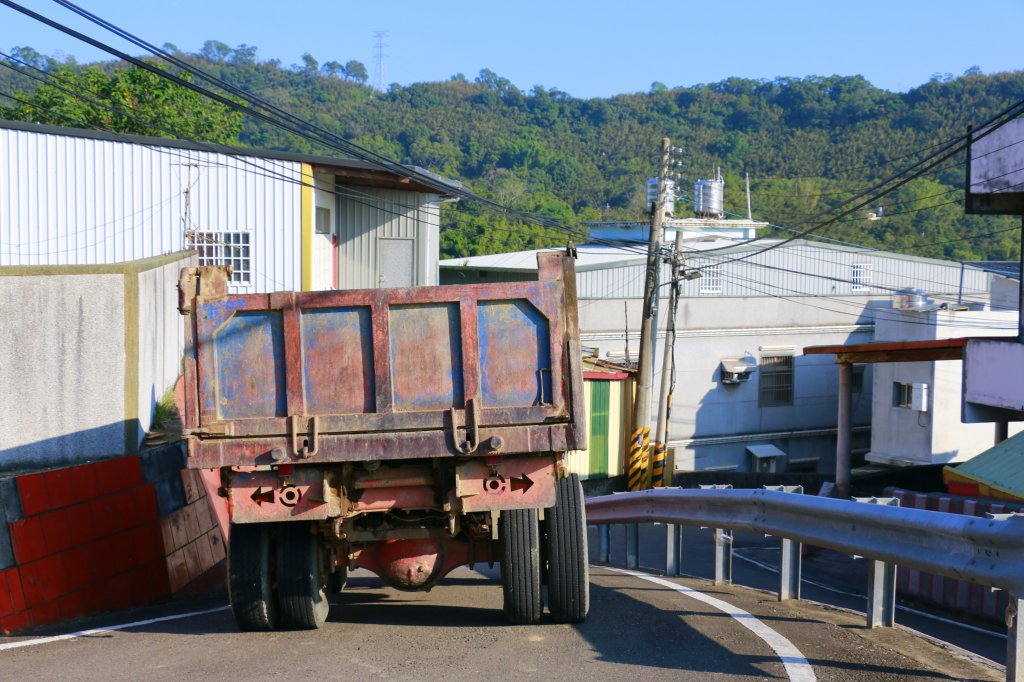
[3,0,1022,98]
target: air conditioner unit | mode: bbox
[720,359,754,384]
[911,383,929,412]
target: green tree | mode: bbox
[342,60,368,84]
[2,65,243,144]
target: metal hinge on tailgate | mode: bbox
[290,415,319,459]
[450,398,480,455]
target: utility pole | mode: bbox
[653,226,684,487]
[628,137,671,491]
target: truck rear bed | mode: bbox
[178,252,585,468]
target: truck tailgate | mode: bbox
[180,253,585,468]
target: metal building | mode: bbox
[0,120,459,292]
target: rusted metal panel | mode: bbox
[453,455,557,512]
[185,422,579,469]
[225,467,333,523]
[301,306,375,414]
[182,253,587,468]
[389,303,464,410]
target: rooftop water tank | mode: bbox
[694,171,724,219]
[645,178,675,217]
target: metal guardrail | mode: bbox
[586,487,1024,681]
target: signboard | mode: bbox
[965,118,1024,215]
[962,338,1024,423]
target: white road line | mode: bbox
[732,549,1008,640]
[600,566,817,682]
[0,605,230,652]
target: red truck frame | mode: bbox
[178,252,589,629]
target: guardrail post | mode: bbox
[599,525,610,564]
[626,523,639,569]
[701,485,733,585]
[856,497,899,628]
[1008,595,1022,682]
[713,528,732,585]
[665,524,682,576]
[764,485,803,601]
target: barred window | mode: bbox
[851,263,871,291]
[195,231,251,284]
[759,354,794,407]
[892,381,913,408]
[700,264,722,294]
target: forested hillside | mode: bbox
[2,42,1022,261]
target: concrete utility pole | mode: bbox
[628,137,671,491]
[653,226,684,487]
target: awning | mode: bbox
[746,444,786,459]
[721,359,756,373]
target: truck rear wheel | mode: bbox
[500,508,542,625]
[276,522,330,629]
[546,473,589,623]
[228,523,277,631]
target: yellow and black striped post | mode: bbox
[651,442,666,488]
[627,427,650,491]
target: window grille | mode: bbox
[700,264,722,294]
[194,231,251,284]
[759,354,794,407]
[851,263,871,291]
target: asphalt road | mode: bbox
[0,561,1004,681]
[605,522,1011,665]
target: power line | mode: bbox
[2,0,609,249]
[0,56,597,257]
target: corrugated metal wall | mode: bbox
[335,185,440,289]
[565,377,630,480]
[1,127,303,293]
[576,242,990,301]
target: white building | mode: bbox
[441,229,992,475]
[865,300,1022,467]
[1,120,459,292]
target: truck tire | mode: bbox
[500,508,542,625]
[228,523,276,631]
[276,522,330,629]
[329,566,348,593]
[546,474,590,623]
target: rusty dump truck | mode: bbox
[177,252,588,629]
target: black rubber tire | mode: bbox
[500,508,542,625]
[227,523,277,631]
[276,522,330,629]
[546,474,590,623]
[328,566,348,594]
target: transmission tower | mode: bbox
[373,30,388,92]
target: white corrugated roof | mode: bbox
[439,238,744,273]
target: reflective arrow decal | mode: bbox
[510,473,534,494]
[250,487,275,506]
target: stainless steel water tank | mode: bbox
[694,176,724,218]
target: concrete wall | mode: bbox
[136,257,191,440]
[0,252,194,472]
[0,274,126,468]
